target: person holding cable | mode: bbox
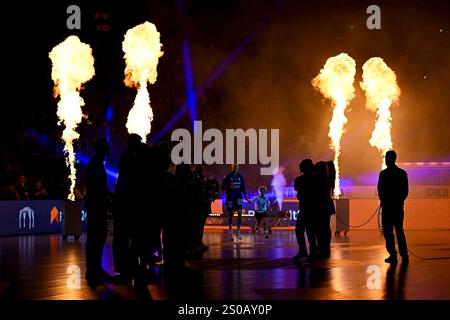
[377,150,409,264]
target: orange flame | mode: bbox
[122,22,163,140]
[360,57,400,169]
[49,36,95,201]
[312,53,356,198]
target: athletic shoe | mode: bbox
[293,251,308,260]
[384,256,398,264]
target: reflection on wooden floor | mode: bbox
[1,229,450,300]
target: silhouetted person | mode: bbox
[132,142,159,288]
[314,161,336,258]
[149,141,172,263]
[85,137,111,286]
[202,177,219,247]
[190,166,212,257]
[162,163,205,299]
[175,163,195,258]
[293,159,317,259]
[30,179,48,200]
[221,164,250,240]
[15,175,29,200]
[162,162,188,272]
[378,150,409,264]
[113,133,142,283]
[326,161,336,195]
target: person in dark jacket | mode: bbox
[162,162,188,271]
[378,150,409,264]
[85,137,111,286]
[293,159,317,260]
[112,134,143,284]
[175,163,195,257]
[314,161,336,258]
[190,167,218,256]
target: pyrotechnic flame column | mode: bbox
[122,22,164,141]
[49,36,95,201]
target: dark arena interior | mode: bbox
[0,0,450,317]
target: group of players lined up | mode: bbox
[84,134,221,287]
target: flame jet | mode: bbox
[49,36,95,201]
[122,22,164,140]
[312,53,356,198]
[360,57,401,169]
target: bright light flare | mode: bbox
[360,57,401,169]
[312,53,356,198]
[122,22,163,140]
[49,36,95,201]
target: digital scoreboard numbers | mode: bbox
[95,11,111,32]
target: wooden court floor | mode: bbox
[1,229,450,300]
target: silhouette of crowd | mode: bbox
[84,134,219,288]
[293,159,336,260]
[84,135,409,290]
[12,175,48,200]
